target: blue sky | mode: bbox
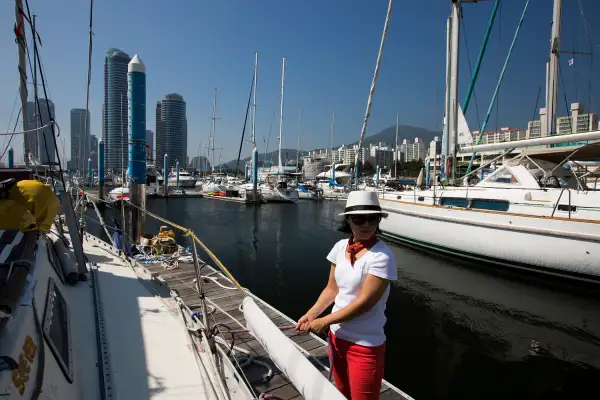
[1,0,599,164]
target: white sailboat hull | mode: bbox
[379,198,600,283]
[261,187,299,203]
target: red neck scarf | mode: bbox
[347,235,378,266]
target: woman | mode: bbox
[296,191,397,400]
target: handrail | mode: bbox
[76,185,248,296]
[551,188,571,218]
[127,201,248,296]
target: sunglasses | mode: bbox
[349,214,382,226]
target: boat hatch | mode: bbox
[440,197,510,211]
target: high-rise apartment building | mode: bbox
[156,94,187,168]
[103,48,131,172]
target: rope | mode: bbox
[0,114,56,135]
[83,0,94,175]
[124,199,248,296]
[23,0,67,191]
[354,0,393,186]
[466,0,530,173]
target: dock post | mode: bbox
[128,54,147,243]
[88,157,92,187]
[98,139,105,199]
[7,147,14,168]
[376,165,380,187]
[176,160,180,190]
[163,153,168,196]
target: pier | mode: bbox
[124,248,410,399]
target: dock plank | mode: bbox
[142,260,409,400]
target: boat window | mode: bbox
[418,196,424,202]
[43,278,73,382]
[470,199,509,212]
[487,169,519,185]
[440,197,468,208]
[557,204,577,213]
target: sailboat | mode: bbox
[378,0,600,283]
[259,57,299,203]
[1,3,419,399]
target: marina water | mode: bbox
[88,199,600,399]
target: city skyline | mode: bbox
[1,1,599,165]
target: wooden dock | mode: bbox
[141,259,411,399]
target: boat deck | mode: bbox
[138,255,411,399]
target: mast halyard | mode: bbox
[209,88,218,173]
[278,57,286,173]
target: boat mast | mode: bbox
[210,88,218,173]
[544,0,562,136]
[278,57,286,173]
[32,14,41,166]
[15,0,29,166]
[296,109,302,173]
[394,113,399,177]
[252,53,258,152]
[120,93,124,186]
[252,53,259,190]
[448,0,460,181]
[330,112,335,177]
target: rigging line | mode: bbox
[530,86,542,128]
[27,20,54,181]
[1,86,20,154]
[264,95,277,166]
[24,0,66,191]
[495,0,502,134]
[460,14,482,129]
[234,71,255,178]
[558,63,573,133]
[0,121,57,136]
[123,198,247,296]
[0,109,22,161]
[466,0,530,173]
[83,0,94,176]
[354,0,393,187]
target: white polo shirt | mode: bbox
[327,239,398,347]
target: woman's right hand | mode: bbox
[296,311,318,332]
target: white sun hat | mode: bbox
[339,191,388,218]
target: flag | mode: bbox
[569,58,574,66]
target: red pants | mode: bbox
[328,331,386,400]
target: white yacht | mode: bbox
[379,145,600,283]
[167,168,196,188]
[260,173,299,203]
[107,165,159,202]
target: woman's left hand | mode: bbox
[307,317,330,334]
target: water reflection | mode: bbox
[87,198,600,399]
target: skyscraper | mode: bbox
[70,108,90,170]
[103,48,131,172]
[156,94,187,169]
[26,99,56,164]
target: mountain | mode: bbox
[217,125,440,170]
[348,125,440,148]
[217,149,305,171]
